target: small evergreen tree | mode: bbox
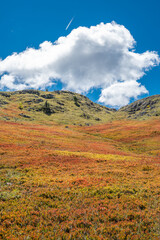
[43,101,51,115]
[73,96,80,107]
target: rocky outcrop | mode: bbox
[119,95,160,118]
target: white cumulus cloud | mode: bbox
[0,22,159,107]
[99,81,148,107]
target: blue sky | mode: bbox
[0,0,159,107]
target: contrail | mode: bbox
[65,17,74,30]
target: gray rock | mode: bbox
[41,94,54,99]
[80,113,90,119]
[16,90,40,95]
[95,117,101,121]
[0,93,10,97]
[19,113,31,118]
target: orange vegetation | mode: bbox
[0,118,160,239]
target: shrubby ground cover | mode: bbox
[0,118,159,239]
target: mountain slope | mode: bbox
[118,94,160,119]
[0,90,159,124]
[0,91,159,239]
[0,90,116,125]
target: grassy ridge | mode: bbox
[0,118,159,239]
[0,90,159,125]
[0,90,115,125]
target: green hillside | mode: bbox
[0,90,116,125]
[0,90,159,125]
